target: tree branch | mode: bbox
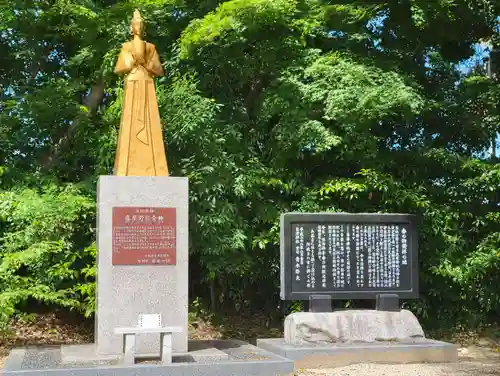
[42,79,105,169]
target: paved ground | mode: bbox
[1,345,499,375]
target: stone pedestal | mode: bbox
[96,176,189,357]
[258,309,458,368]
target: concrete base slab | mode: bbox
[61,344,121,364]
[257,337,458,369]
[60,341,229,365]
[2,340,293,376]
[178,340,230,362]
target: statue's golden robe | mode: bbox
[113,41,169,176]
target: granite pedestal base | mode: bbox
[96,176,189,356]
[257,338,458,369]
[2,340,294,376]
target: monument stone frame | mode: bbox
[280,212,419,301]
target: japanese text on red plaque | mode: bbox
[112,207,176,265]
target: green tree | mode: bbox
[0,0,499,329]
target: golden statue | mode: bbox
[113,9,169,176]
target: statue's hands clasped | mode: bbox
[131,38,147,66]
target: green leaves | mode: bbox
[304,54,424,124]
[0,0,500,326]
[179,0,299,59]
[0,185,95,328]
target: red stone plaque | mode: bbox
[112,207,176,265]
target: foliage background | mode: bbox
[0,0,499,331]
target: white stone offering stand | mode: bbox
[114,314,183,365]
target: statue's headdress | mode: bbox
[132,9,143,23]
[130,9,144,34]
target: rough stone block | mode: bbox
[96,176,189,357]
[284,309,424,344]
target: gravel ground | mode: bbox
[295,347,500,376]
[295,361,499,376]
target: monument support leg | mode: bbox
[160,333,173,365]
[376,293,400,312]
[308,295,332,312]
[123,334,136,365]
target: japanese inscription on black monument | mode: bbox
[280,213,418,300]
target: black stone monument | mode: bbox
[280,213,418,312]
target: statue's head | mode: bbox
[130,9,144,36]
